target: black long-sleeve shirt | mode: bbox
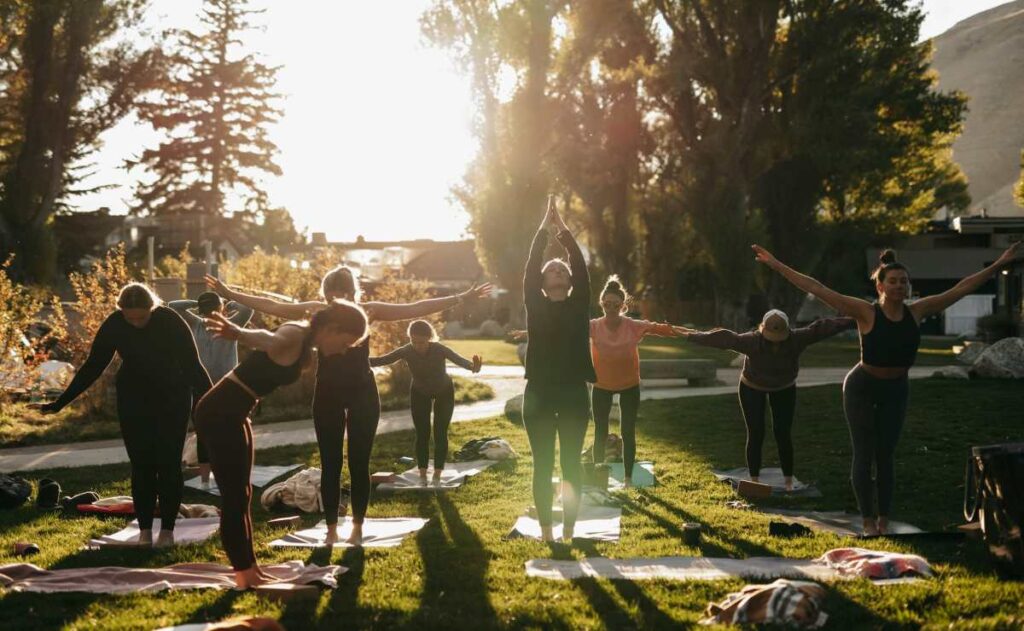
[523,228,597,384]
[370,342,473,397]
[53,306,212,410]
[685,317,856,391]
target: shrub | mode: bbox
[0,256,66,401]
[976,312,1020,343]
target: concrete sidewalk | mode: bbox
[0,365,946,472]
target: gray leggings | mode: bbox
[842,365,909,518]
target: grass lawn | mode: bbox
[447,335,958,368]
[0,376,493,448]
[1,379,1022,629]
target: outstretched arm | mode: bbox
[793,317,857,347]
[547,202,590,303]
[752,245,873,325]
[43,316,118,412]
[641,322,684,338]
[439,343,478,371]
[364,283,492,323]
[205,274,320,321]
[369,346,409,368]
[911,242,1023,319]
[675,326,758,355]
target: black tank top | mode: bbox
[233,328,304,396]
[316,336,372,387]
[861,303,920,368]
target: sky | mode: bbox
[73,0,1013,243]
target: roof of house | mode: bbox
[403,241,484,282]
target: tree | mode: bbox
[0,0,155,283]
[130,0,282,218]
[423,0,561,325]
[1015,149,1024,208]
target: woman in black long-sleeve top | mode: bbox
[523,197,597,542]
[39,283,212,547]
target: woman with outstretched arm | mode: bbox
[522,196,596,543]
[676,310,855,490]
[205,271,491,545]
[753,241,1022,534]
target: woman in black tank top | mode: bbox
[193,301,368,590]
[205,269,492,545]
[754,241,1021,535]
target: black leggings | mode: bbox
[591,385,641,474]
[737,382,796,477]
[313,379,381,525]
[194,379,257,571]
[523,381,590,529]
[410,383,455,471]
[117,386,191,531]
[842,365,909,518]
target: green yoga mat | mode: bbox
[607,462,656,488]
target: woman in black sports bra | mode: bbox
[206,269,491,545]
[193,300,368,589]
[754,241,1021,535]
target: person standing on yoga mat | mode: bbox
[589,276,682,487]
[35,283,212,547]
[370,320,482,485]
[195,300,368,589]
[205,270,492,545]
[169,292,254,488]
[675,311,855,491]
[523,196,596,543]
[754,241,1022,534]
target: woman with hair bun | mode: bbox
[36,283,213,547]
[589,275,683,487]
[753,241,1022,534]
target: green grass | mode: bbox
[448,335,958,368]
[1,379,1022,629]
[0,376,494,448]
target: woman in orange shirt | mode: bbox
[589,276,683,486]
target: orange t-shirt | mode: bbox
[589,317,676,391]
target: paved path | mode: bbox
[0,365,947,472]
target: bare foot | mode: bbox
[562,525,575,543]
[784,476,794,492]
[623,477,632,489]
[324,524,340,546]
[154,530,175,548]
[346,522,364,546]
[234,567,269,590]
[137,529,153,547]
[199,463,212,484]
[863,518,880,537]
[877,517,889,536]
[419,469,428,486]
[540,525,555,543]
[750,475,760,483]
[432,471,443,485]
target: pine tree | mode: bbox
[131,0,282,217]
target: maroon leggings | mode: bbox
[194,379,257,571]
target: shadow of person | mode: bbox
[410,492,499,628]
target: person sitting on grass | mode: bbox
[370,320,482,485]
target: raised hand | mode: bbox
[471,355,483,373]
[995,241,1023,267]
[460,282,494,302]
[545,195,567,233]
[205,274,233,298]
[751,244,780,269]
[204,311,241,341]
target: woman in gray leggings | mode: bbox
[753,241,1021,535]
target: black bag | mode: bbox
[964,442,1024,578]
[0,473,32,509]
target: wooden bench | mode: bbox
[639,359,717,386]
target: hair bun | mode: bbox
[606,279,621,291]
[879,249,897,265]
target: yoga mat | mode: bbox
[87,518,219,549]
[759,508,924,538]
[0,560,343,594]
[268,517,428,548]
[375,459,498,492]
[505,505,622,542]
[184,464,303,496]
[607,461,656,489]
[524,556,920,584]
[711,467,822,498]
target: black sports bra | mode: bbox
[860,303,920,368]
[232,326,304,396]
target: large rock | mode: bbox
[505,394,523,420]
[479,319,505,338]
[971,337,1024,379]
[442,321,465,339]
[956,341,988,365]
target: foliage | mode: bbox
[153,242,193,279]
[129,0,282,217]
[0,255,66,401]
[220,248,337,307]
[0,0,157,283]
[1016,148,1024,208]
